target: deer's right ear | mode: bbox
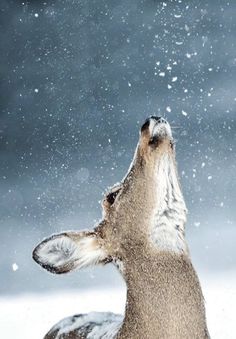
[32,231,108,274]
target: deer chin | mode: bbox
[149,120,173,146]
[152,122,172,139]
[139,117,174,156]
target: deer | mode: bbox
[33,116,210,339]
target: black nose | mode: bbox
[141,116,167,132]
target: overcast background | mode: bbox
[0,0,235,296]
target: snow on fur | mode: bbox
[47,312,122,339]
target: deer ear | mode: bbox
[32,231,108,274]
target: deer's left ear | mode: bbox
[32,231,108,274]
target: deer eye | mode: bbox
[106,189,120,206]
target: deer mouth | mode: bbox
[141,116,173,145]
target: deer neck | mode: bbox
[118,252,205,339]
[117,154,193,338]
[150,153,188,254]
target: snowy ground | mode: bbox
[1,273,235,339]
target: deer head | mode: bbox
[33,117,187,276]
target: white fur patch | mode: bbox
[34,232,107,273]
[149,119,173,139]
[150,154,188,254]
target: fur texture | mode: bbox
[33,232,107,274]
[44,313,122,339]
[150,153,188,254]
[33,117,210,339]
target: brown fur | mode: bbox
[117,252,209,338]
[36,118,209,338]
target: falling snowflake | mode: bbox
[12,263,19,271]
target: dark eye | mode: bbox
[106,189,120,205]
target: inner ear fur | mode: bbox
[32,231,108,274]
